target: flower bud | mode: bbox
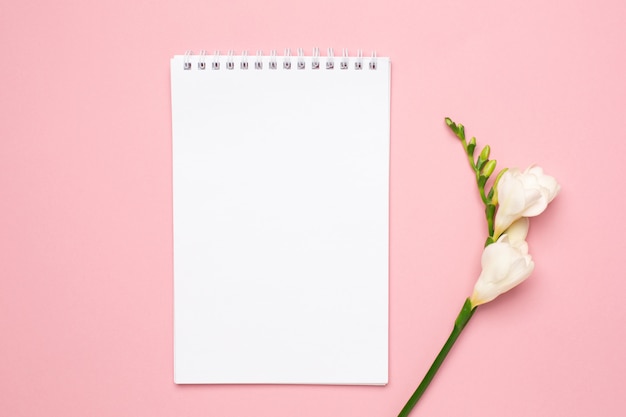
[479,145,491,161]
[470,234,535,307]
[467,137,476,156]
[481,159,497,177]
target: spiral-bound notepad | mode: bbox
[171,49,390,385]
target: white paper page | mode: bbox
[171,53,390,385]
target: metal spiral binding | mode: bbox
[226,51,234,70]
[311,47,320,70]
[297,48,305,69]
[183,51,192,70]
[355,50,363,70]
[283,49,292,69]
[180,49,381,71]
[269,50,277,70]
[255,51,263,70]
[240,51,248,70]
[198,50,207,70]
[340,49,349,70]
[212,51,220,70]
[369,51,377,70]
[326,48,334,69]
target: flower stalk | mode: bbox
[398,118,559,415]
[398,299,475,417]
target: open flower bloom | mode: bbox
[503,217,529,245]
[494,165,560,238]
[470,232,534,307]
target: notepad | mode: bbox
[171,50,390,385]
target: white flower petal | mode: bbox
[498,171,527,214]
[504,217,529,246]
[494,165,560,237]
[470,235,535,307]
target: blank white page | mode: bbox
[171,52,390,385]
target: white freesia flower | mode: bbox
[494,166,560,238]
[470,234,535,307]
[398,119,563,415]
[504,217,529,245]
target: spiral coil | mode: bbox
[181,49,380,71]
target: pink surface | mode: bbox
[1,0,625,415]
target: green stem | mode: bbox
[398,299,477,417]
[478,184,489,205]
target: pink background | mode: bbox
[1,0,625,416]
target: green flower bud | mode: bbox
[482,159,497,177]
[445,118,466,140]
[458,124,465,140]
[467,137,476,156]
[479,145,491,161]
